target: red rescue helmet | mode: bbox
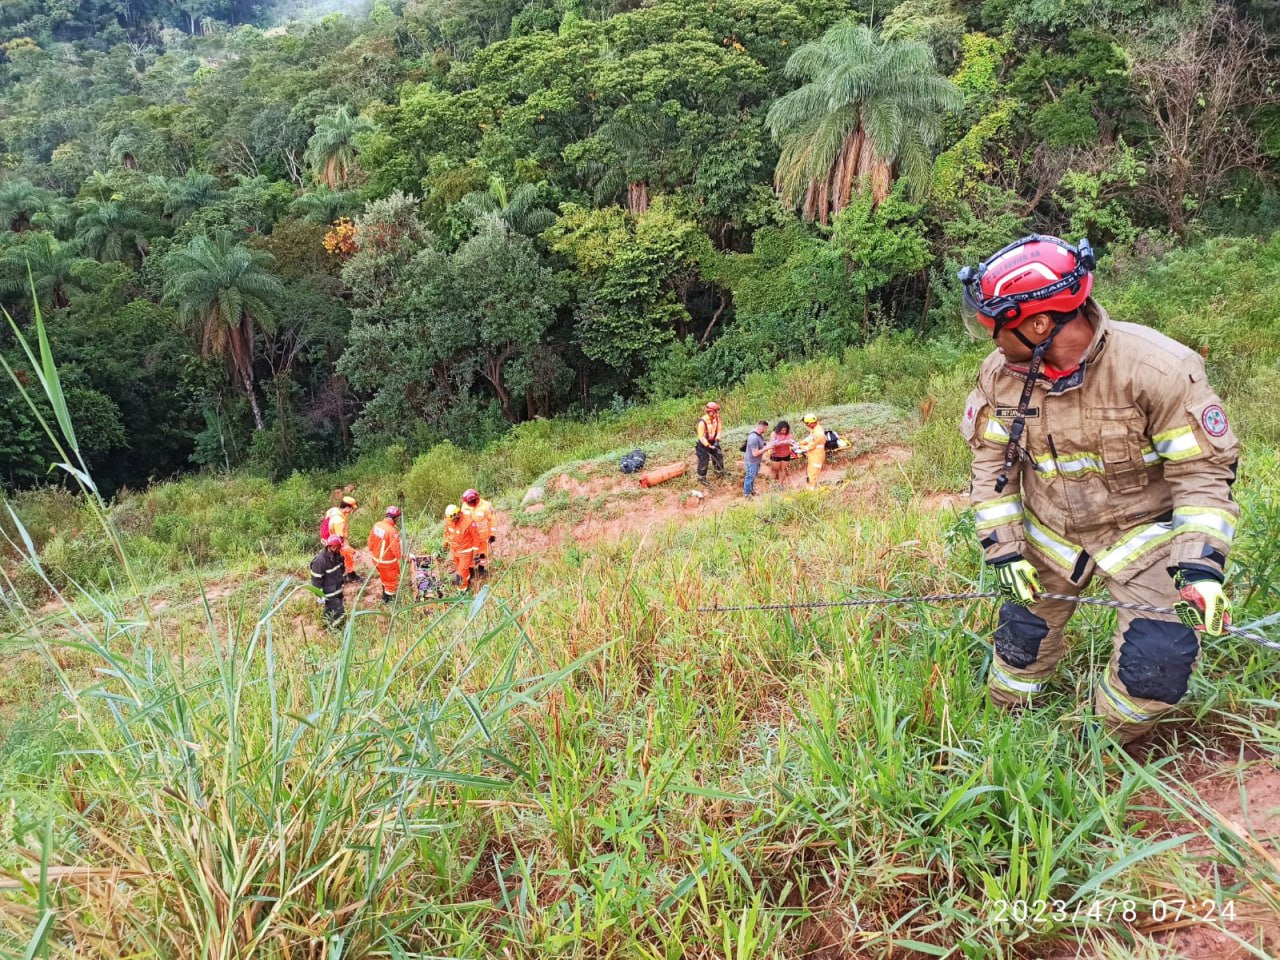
[386,505,401,519]
[326,535,344,549]
[462,489,479,505]
[705,401,720,413]
[959,236,1095,340]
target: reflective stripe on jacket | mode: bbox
[697,415,722,446]
[461,498,495,543]
[325,506,349,540]
[368,519,401,568]
[310,548,345,598]
[960,300,1239,582]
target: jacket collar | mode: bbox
[1002,298,1110,394]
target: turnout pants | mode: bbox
[987,541,1201,743]
[805,450,826,490]
[695,443,724,480]
[452,549,476,589]
[323,593,345,625]
[374,560,399,602]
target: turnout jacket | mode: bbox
[310,548,345,599]
[960,301,1239,584]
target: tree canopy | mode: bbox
[0,0,1275,491]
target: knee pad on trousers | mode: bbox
[1117,618,1199,704]
[993,603,1049,669]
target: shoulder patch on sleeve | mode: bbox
[1201,404,1229,437]
[960,387,986,443]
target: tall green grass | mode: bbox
[5,237,1280,957]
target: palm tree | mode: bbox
[75,199,152,263]
[0,180,53,232]
[0,234,93,309]
[151,170,223,226]
[579,112,670,214]
[289,186,357,224]
[765,22,962,223]
[304,106,374,189]
[456,175,556,236]
[164,232,285,431]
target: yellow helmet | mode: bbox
[444,504,459,518]
[341,495,359,509]
[802,413,817,425]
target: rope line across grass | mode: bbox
[698,590,1280,651]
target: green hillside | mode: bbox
[3,0,1280,954]
[3,235,1280,956]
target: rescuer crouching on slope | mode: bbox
[958,235,1239,744]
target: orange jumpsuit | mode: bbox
[462,497,496,562]
[324,506,356,574]
[796,422,827,490]
[367,518,402,601]
[444,513,481,589]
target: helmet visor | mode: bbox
[961,285,997,342]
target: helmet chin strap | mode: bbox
[994,319,1069,494]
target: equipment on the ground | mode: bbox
[823,429,850,452]
[410,554,444,601]
[620,449,647,474]
[639,461,688,488]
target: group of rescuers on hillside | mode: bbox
[311,233,1240,746]
[310,488,496,618]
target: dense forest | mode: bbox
[0,0,1276,495]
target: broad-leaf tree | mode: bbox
[766,21,961,223]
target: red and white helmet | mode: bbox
[462,489,479,505]
[326,535,344,549]
[959,236,1095,340]
[386,505,401,519]
[705,401,720,413]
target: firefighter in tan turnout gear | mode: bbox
[957,235,1239,743]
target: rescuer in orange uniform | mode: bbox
[322,496,361,581]
[795,413,827,490]
[461,488,497,574]
[367,505,403,603]
[443,504,481,590]
[695,401,725,485]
